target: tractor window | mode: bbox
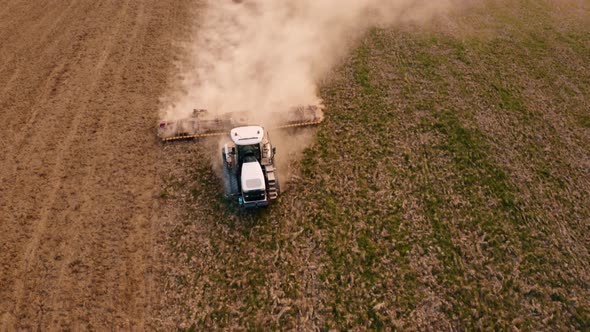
[238,144,261,161]
[244,190,265,202]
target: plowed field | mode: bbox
[0,0,190,329]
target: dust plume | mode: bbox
[160,0,470,180]
[161,0,469,123]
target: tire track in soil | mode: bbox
[9,1,135,327]
[0,0,77,79]
[0,0,191,329]
[0,2,105,322]
[0,0,95,175]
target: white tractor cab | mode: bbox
[222,126,280,208]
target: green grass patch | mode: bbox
[162,3,590,330]
[578,113,590,128]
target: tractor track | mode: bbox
[0,0,191,329]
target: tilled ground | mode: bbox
[0,0,191,329]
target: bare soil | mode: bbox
[0,0,190,329]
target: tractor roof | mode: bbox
[230,126,264,145]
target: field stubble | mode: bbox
[156,1,590,330]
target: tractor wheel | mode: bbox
[222,153,239,198]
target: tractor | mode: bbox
[221,126,279,208]
[158,105,323,207]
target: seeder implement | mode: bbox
[158,105,323,142]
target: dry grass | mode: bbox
[155,1,590,330]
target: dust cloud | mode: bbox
[161,0,469,122]
[160,0,470,180]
